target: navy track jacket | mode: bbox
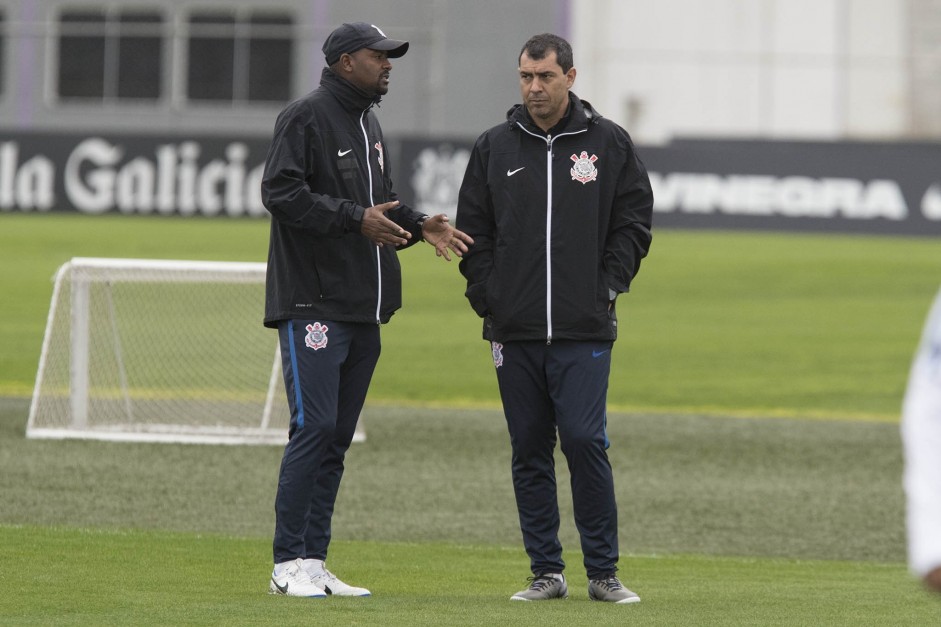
[456,94,654,343]
[261,68,424,328]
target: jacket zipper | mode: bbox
[544,138,553,344]
[516,123,587,345]
[359,109,382,324]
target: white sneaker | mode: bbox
[302,559,371,597]
[269,558,327,597]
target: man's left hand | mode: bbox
[421,214,474,261]
[925,566,941,593]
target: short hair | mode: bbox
[519,33,574,73]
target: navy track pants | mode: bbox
[493,339,619,579]
[272,319,380,564]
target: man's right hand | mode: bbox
[360,201,411,247]
[926,566,941,593]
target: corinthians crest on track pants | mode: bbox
[492,339,620,579]
[272,319,380,564]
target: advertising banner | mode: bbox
[402,137,941,237]
[641,138,941,236]
[3,131,940,236]
[0,133,270,217]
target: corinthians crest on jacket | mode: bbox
[570,151,599,184]
[375,142,385,173]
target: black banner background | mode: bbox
[3,131,940,236]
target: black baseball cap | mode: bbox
[322,22,409,66]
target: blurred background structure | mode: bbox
[575,0,941,143]
[1,0,939,142]
[0,0,939,235]
[0,0,559,138]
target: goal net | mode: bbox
[27,257,365,445]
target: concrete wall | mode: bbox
[1,0,939,142]
[570,0,933,143]
[0,0,561,137]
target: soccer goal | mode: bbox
[27,257,365,445]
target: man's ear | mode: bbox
[566,67,577,89]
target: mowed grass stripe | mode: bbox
[3,213,941,419]
[0,402,909,563]
[0,526,936,627]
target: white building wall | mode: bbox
[1,0,935,141]
[571,0,912,143]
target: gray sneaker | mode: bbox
[510,573,568,601]
[588,576,640,604]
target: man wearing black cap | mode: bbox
[261,22,472,598]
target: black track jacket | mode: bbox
[457,94,653,343]
[261,68,425,328]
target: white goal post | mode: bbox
[27,257,365,445]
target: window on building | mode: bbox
[187,13,235,101]
[117,12,163,99]
[187,11,293,103]
[58,10,106,99]
[247,14,293,102]
[58,9,164,101]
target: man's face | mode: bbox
[518,50,575,129]
[345,48,393,96]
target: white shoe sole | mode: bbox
[268,580,327,598]
[589,594,640,604]
[509,593,568,601]
[322,586,371,597]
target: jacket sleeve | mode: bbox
[903,287,941,578]
[603,131,654,296]
[456,135,495,318]
[384,152,426,250]
[261,104,365,236]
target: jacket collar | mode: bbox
[320,66,381,112]
[507,92,599,136]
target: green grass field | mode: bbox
[3,213,940,419]
[1,213,940,624]
[1,401,939,624]
[2,527,934,626]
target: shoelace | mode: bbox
[594,576,623,591]
[282,563,300,577]
[280,562,313,583]
[527,575,558,591]
[315,568,339,585]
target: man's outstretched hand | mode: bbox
[421,214,474,261]
[361,201,411,247]
[926,566,941,593]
